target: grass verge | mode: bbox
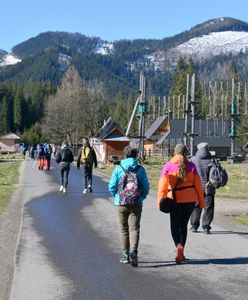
[0,161,21,213]
[234,215,248,225]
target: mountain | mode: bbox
[1,17,248,98]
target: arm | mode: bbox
[193,166,205,209]
[55,151,61,163]
[92,148,97,168]
[138,167,150,199]
[108,166,120,197]
[76,148,82,169]
[157,164,169,208]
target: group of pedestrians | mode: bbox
[32,137,216,267]
[109,142,216,267]
[55,138,97,194]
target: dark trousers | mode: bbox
[190,194,215,230]
[83,164,93,189]
[170,202,195,247]
[60,162,70,188]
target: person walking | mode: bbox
[157,144,205,264]
[56,141,74,193]
[37,144,45,170]
[44,143,52,171]
[77,138,97,193]
[109,146,150,267]
[190,142,216,234]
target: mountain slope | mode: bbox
[1,17,248,98]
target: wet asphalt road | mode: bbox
[9,159,248,300]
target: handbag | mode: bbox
[159,178,179,214]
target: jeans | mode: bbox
[60,162,70,188]
[117,205,142,254]
[82,164,93,189]
[190,194,215,230]
[170,202,195,247]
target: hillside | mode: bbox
[1,17,248,98]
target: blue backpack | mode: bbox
[118,165,142,206]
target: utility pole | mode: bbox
[138,73,147,161]
[184,74,190,147]
[230,78,239,161]
[189,73,197,156]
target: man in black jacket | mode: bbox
[190,142,216,234]
[77,138,97,193]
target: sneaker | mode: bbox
[190,227,197,233]
[120,253,129,264]
[83,189,88,194]
[63,187,66,193]
[130,251,138,267]
[88,186,93,193]
[175,243,184,264]
[59,185,63,192]
[203,228,210,234]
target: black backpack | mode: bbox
[208,158,228,189]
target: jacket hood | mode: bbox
[120,157,139,170]
[196,147,212,159]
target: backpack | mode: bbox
[118,164,142,206]
[38,145,44,156]
[208,158,228,189]
[80,146,92,164]
[46,144,52,155]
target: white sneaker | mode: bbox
[59,185,63,192]
[63,187,66,193]
[83,189,87,194]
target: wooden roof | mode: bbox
[0,133,20,140]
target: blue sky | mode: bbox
[1,0,248,52]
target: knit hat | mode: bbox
[174,144,189,155]
[197,142,208,150]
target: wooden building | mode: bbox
[92,118,130,163]
[0,133,20,153]
[145,117,231,158]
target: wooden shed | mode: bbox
[93,118,130,163]
[0,133,20,153]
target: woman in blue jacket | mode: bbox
[109,146,150,267]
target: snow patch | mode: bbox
[0,53,21,67]
[95,42,114,55]
[175,31,248,59]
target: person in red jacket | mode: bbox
[157,144,205,264]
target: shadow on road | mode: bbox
[139,257,248,268]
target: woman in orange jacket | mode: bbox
[157,144,205,264]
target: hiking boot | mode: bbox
[120,253,129,264]
[83,189,88,194]
[190,227,197,233]
[59,185,63,192]
[175,243,184,264]
[130,251,138,267]
[63,187,66,193]
[88,186,93,193]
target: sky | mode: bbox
[1,0,248,52]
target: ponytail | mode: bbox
[178,154,187,183]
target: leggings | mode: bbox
[170,202,195,247]
[60,162,70,188]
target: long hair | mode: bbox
[178,153,188,183]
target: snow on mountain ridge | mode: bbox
[175,31,248,59]
[0,54,21,67]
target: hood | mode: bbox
[196,147,212,159]
[120,157,139,170]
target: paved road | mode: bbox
[3,159,248,299]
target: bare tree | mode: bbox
[42,65,88,146]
